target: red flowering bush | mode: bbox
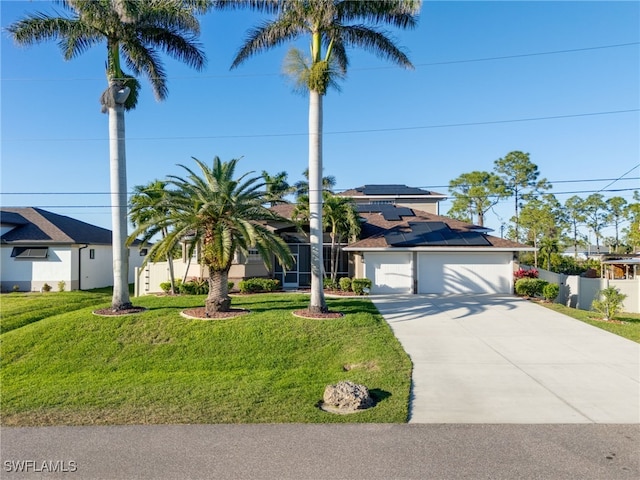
[514,268,538,280]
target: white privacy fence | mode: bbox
[535,268,639,313]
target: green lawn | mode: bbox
[0,291,412,426]
[539,302,640,343]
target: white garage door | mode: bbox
[418,252,512,294]
[364,252,413,294]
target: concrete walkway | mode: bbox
[372,294,640,424]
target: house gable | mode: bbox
[339,184,447,215]
[0,208,112,245]
[345,204,531,251]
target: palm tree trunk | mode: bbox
[308,89,327,313]
[330,232,337,282]
[109,88,132,310]
[206,269,231,315]
[162,227,176,294]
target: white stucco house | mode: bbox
[273,184,534,295]
[134,184,535,296]
[1,207,146,292]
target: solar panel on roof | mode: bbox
[361,185,431,196]
[384,221,491,247]
[356,204,414,221]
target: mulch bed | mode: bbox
[93,306,147,316]
[181,307,250,319]
[292,309,344,319]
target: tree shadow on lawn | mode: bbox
[241,295,379,317]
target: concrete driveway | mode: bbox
[371,294,640,424]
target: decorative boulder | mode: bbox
[323,380,374,411]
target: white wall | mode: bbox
[79,245,113,290]
[1,244,147,292]
[1,245,71,292]
[537,268,639,314]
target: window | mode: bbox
[247,248,261,262]
[10,247,48,259]
[89,249,95,259]
[140,248,148,256]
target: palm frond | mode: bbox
[341,25,413,69]
[231,16,304,69]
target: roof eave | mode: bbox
[343,246,535,252]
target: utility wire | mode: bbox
[4,179,639,197]
[5,187,637,209]
[5,109,638,142]
[3,42,638,81]
[597,164,640,192]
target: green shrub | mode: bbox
[238,278,280,294]
[179,278,208,295]
[228,281,235,292]
[515,278,548,297]
[159,279,182,294]
[323,277,338,290]
[352,278,372,296]
[592,287,627,320]
[42,283,52,292]
[542,283,560,302]
[339,277,352,292]
[12,285,20,293]
[57,281,66,292]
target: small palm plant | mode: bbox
[128,157,293,316]
[592,287,627,321]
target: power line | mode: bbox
[597,164,640,192]
[4,187,637,210]
[405,176,640,192]
[3,42,638,82]
[4,179,639,197]
[5,109,638,143]
[374,42,640,70]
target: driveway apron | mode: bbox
[372,294,640,424]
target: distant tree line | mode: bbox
[447,150,639,271]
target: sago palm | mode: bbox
[225,0,419,312]
[7,0,207,310]
[128,156,294,315]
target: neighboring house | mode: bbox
[601,254,639,280]
[1,208,146,292]
[136,184,533,295]
[561,245,611,260]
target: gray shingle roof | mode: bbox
[1,208,113,245]
[340,184,446,197]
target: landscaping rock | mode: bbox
[323,380,374,411]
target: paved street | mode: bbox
[1,424,639,479]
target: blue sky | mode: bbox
[2,1,639,242]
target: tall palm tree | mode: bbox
[130,180,178,294]
[293,168,336,198]
[7,0,207,310]
[539,237,560,272]
[322,193,360,281]
[294,191,360,281]
[128,156,294,316]
[261,170,292,206]
[226,0,419,312]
